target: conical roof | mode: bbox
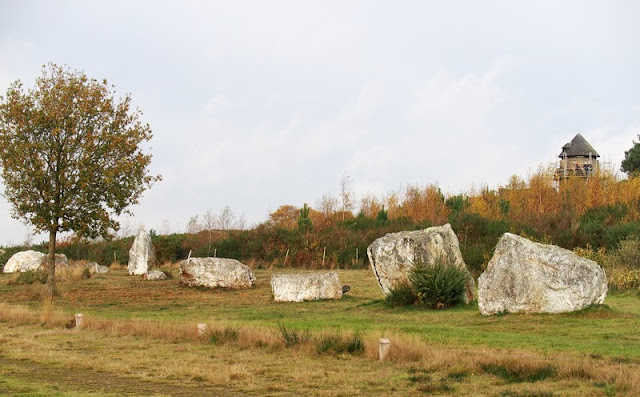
[558,133,600,158]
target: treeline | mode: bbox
[3,168,640,277]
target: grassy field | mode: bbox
[0,266,639,396]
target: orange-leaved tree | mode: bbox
[0,64,160,321]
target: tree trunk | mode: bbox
[43,227,57,324]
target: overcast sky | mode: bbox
[1,0,639,246]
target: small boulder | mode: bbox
[85,262,109,274]
[143,270,167,281]
[3,250,68,273]
[180,257,255,289]
[478,233,608,315]
[271,272,343,302]
[128,230,156,275]
[367,224,475,303]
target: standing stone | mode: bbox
[271,272,343,302]
[478,233,608,315]
[3,250,68,273]
[128,230,156,275]
[367,224,475,303]
[180,257,255,289]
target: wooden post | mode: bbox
[322,247,326,267]
[356,248,359,266]
[214,248,217,258]
[379,338,390,361]
[75,313,84,330]
[284,249,289,266]
[113,251,117,264]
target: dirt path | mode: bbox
[0,355,237,397]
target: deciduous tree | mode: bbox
[0,64,160,320]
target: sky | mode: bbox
[0,0,639,246]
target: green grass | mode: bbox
[1,268,639,361]
[0,268,639,395]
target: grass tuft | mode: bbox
[208,326,240,345]
[315,332,365,356]
[480,359,556,383]
[277,323,310,347]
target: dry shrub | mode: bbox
[85,318,196,342]
[0,303,41,325]
[609,268,640,294]
[159,261,180,270]
[109,262,125,270]
[56,265,90,282]
[0,302,68,327]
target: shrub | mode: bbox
[409,257,470,309]
[615,237,640,269]
[609,269,640,295]
[10,269,48,285]
[385,280,417,307]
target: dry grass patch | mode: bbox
[56,265,91,282]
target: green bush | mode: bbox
[409,257,471,309]
[615,237,640,269]
[385,280,417,307]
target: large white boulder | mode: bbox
[3,250,68,273]
[478,233,608,315]
[367,224,475,303]
[180,257,255,289]
[128,230,156,275]
[271,272,343,302]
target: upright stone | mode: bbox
[180,257,255,289]
[367,224,475,303]
[3,250,68,273]
[478,233,608,315]
[128,230,156,275]
[271,272,343,302]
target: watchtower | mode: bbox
[554,133,600,180]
